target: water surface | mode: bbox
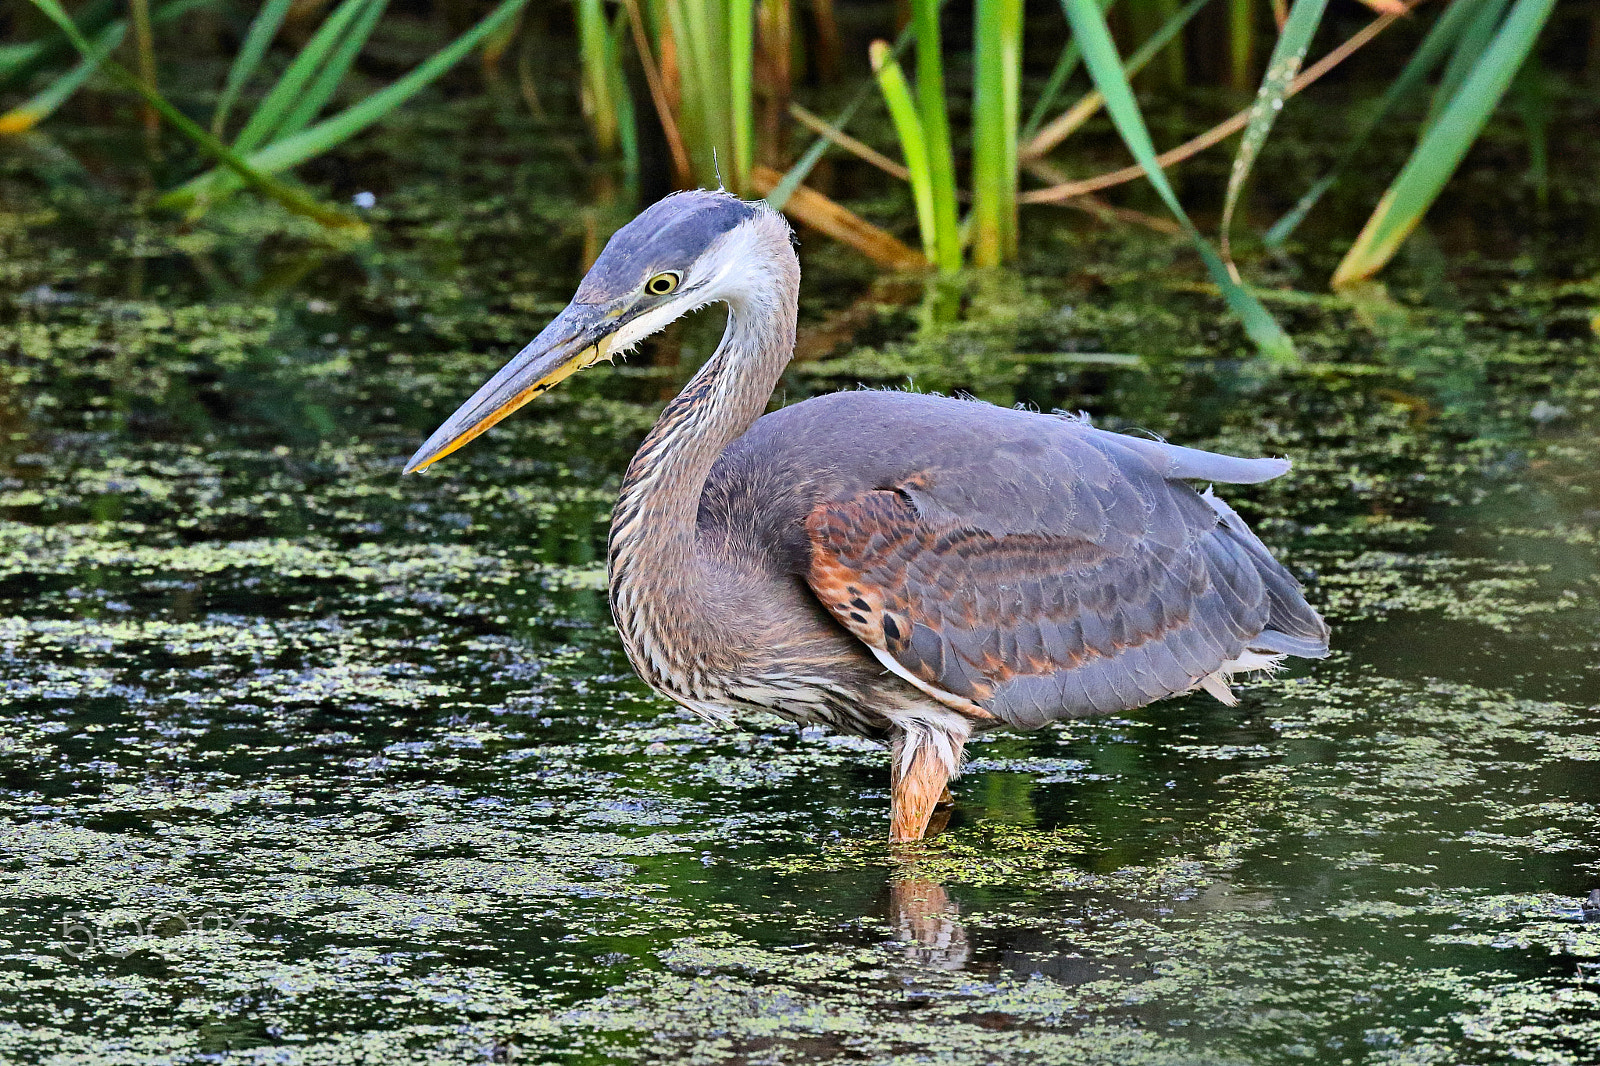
[1,107,1598,1064]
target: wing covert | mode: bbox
[804,480,1310,728]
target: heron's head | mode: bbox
[404,189,776,474]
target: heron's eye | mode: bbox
[645,272,681,296]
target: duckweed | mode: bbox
[0,101,1597,1065]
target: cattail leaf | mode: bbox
[26,0,363,230]
[1264,0,1483,248]
[1332,0,1557,289]
[0,19,123,135]
[1219,0,1327,269]
[870,41,939,268]
[1059,0,1296,362]
[1026,0,1208,159]
[211,0,294,138]
[910,0,960,271]
[162,0,531,213]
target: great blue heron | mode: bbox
[406,190,1330,842]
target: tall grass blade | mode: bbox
[163,0,530,212]
[2,0,210,87]
[728,0,754,190]
[1025,0,1208,159]
[1218,0,1326,270]
[0,19,124,135]
[2,0,222,133]
[1229,0,1254,89]
[211,0,294,138]
[665,0,719,185]
[25,0,363,230]
[1265,0,1480,248]
[870,41,941,270]
[971,0,1023,266]
[910,0,960,272]
[231,0,372,155]
[1150,0,1187,86]
[274,0,390,144]
[1021,0,1120,147]
[128,0,160,151]
[764,18,921,211]
[620,0,692,181]
[1059,0,1294,360]
[577,0,619,152]
[607,6,641,187]
[1332,0,1557,288]
[1022,42,1084,145]
[0,0,118,88]
[1510,56,1549,208]
[1424,0,1510,132]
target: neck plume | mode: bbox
[606,212,799,686]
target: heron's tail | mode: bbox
[1202,488,1330,659]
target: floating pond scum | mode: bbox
[1,81,1599,1066]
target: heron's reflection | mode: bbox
[885,798,970,969]
[888,875,970,969]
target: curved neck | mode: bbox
[608,217,799,646]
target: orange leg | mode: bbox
[889,732,958,842]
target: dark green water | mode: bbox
[1,105,1598,1064]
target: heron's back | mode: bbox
[699,390,1328,730]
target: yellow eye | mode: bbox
[645,272,680,296]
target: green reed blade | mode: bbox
[3,0,208,92]
[1425,0,1510,133]
[1060,0,1294,361]
[1509,56,1549,208]
[0,19,124,135]
[211,0,294,138]
[764,14,925,211]
[1021,0,1119,161]
[128,0,158,150]
[1332,0,1557,289]
[1151,0,1186,86]
[577,0,618,153]
[673,0,721,183]
[3,0,222,133]
[1229,0,1253,89]
[607,5,641,186]
[274,0,390,144]
[729,0,754,190]
[1264,0,1483,248]
[162,0,530,213]
[231,0,373,155]
[1218,0,1326,267]
[0,0,118,87]
[1026,0,1207,159]
[1022,42,1084,145]
[870,41,941,270]
[971,0,1023,267]
[662,0,709,182]
[26,0,362,230]
[1118,0,1208,84]
[910,0,960,271]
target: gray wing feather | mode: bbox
[706,390,1330,729]
[1095,432,1292,484]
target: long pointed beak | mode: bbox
[404,304,612,474]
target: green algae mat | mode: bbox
[2,116,1599,1065]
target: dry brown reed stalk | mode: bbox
[620,0,692,183]
[128,0,159,156]
[751,163,929,270]
[810,0,843,80]
[789,102,909,181]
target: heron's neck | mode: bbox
[608,222,799,650]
